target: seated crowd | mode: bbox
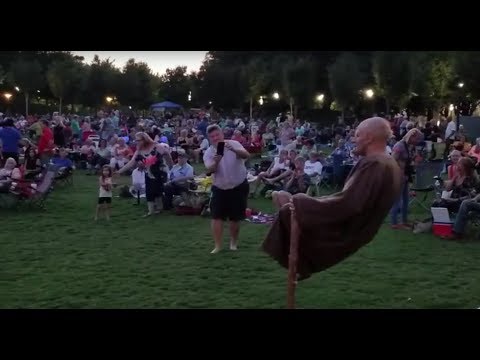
[3,108,480,241]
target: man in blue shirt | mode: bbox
[52,148,74,170]
[196,117,209,137]
[0,118,24,163]
[162,151,194,210]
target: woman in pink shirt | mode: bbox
[467,137,480,165]
[448,150,461,180]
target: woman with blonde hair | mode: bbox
[390,127,423,229]
[117,132,173,217]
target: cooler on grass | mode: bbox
[431,207,453,236]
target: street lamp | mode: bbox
[14,86,20,92]
[188,91,192,102]
[3,93,13,101]
[458,82,464,88]
[272,92,280,100]
[449,104,454,112]
[208,101,212,105]
[316,94,325,102]
[365,89,374,98]
[259,96,264,106]
[106,96,113,103]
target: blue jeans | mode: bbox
[453,199,480,234]
[390,180,409,225]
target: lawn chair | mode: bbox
[54,167,74,186]
[306,175,322,197]
[10,165,56,210]
[409,160,445,213]
[319,165,333,192]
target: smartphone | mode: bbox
[217,141,225,156]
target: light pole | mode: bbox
[272,92,280,100]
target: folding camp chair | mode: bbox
[319,165,333,192]
[10,165,56,210]
[409,160,445,213]
[306,175,322,197]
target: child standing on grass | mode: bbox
[95,165,113,221]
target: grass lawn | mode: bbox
[1,169,480,309]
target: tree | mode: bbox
[241,58,272,118]
[117,59,155,110]
[157,66,193,106]
[372,51,414,114]
[328,52,367,122]
[0,64,5,85]
[8,58,44,116]
[82,55,120,108]
[411,52,456,118]
[47,60,79,113]
[454,51,480,103]
[281,56,317,117]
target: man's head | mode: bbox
[177,151,188,165]
[352,117,393,157]
[41,119,49,128]
[294,156,306,171]
[207,124,224,145]
[288,149,297,160]
[403,128,423,145]
[279,149,288,160]
[309,151,320,162]
[4,157,17,170]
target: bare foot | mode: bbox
[230,242,238,251]
[210,247,222,254]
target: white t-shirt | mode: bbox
[445,121,456,140]
[99,178,113,198]
[132,168,146,186]
[200,138,209,151]
[304,160,323,177]
[271,157,288,173]
[203,140,247,190]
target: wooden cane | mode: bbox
[287,204,300,309]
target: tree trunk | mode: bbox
[289,97,294,115]
[249,97,253,120]
[25,92,29,116]
[339,109,345,124]
[294,105,298,119]
[59,97,62,114]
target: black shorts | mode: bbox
[210,180,249,221]
[98,197,112,204]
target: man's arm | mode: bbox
[172,165,194,184]
[226,140,250,159]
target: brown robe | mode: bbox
[262,153,402,280]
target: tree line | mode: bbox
[1,51,479,119]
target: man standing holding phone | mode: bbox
[203,124,250,254]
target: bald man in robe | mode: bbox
[262,117,402,280]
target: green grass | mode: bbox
[1,171,480,309]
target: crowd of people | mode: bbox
[1,108,480,246]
